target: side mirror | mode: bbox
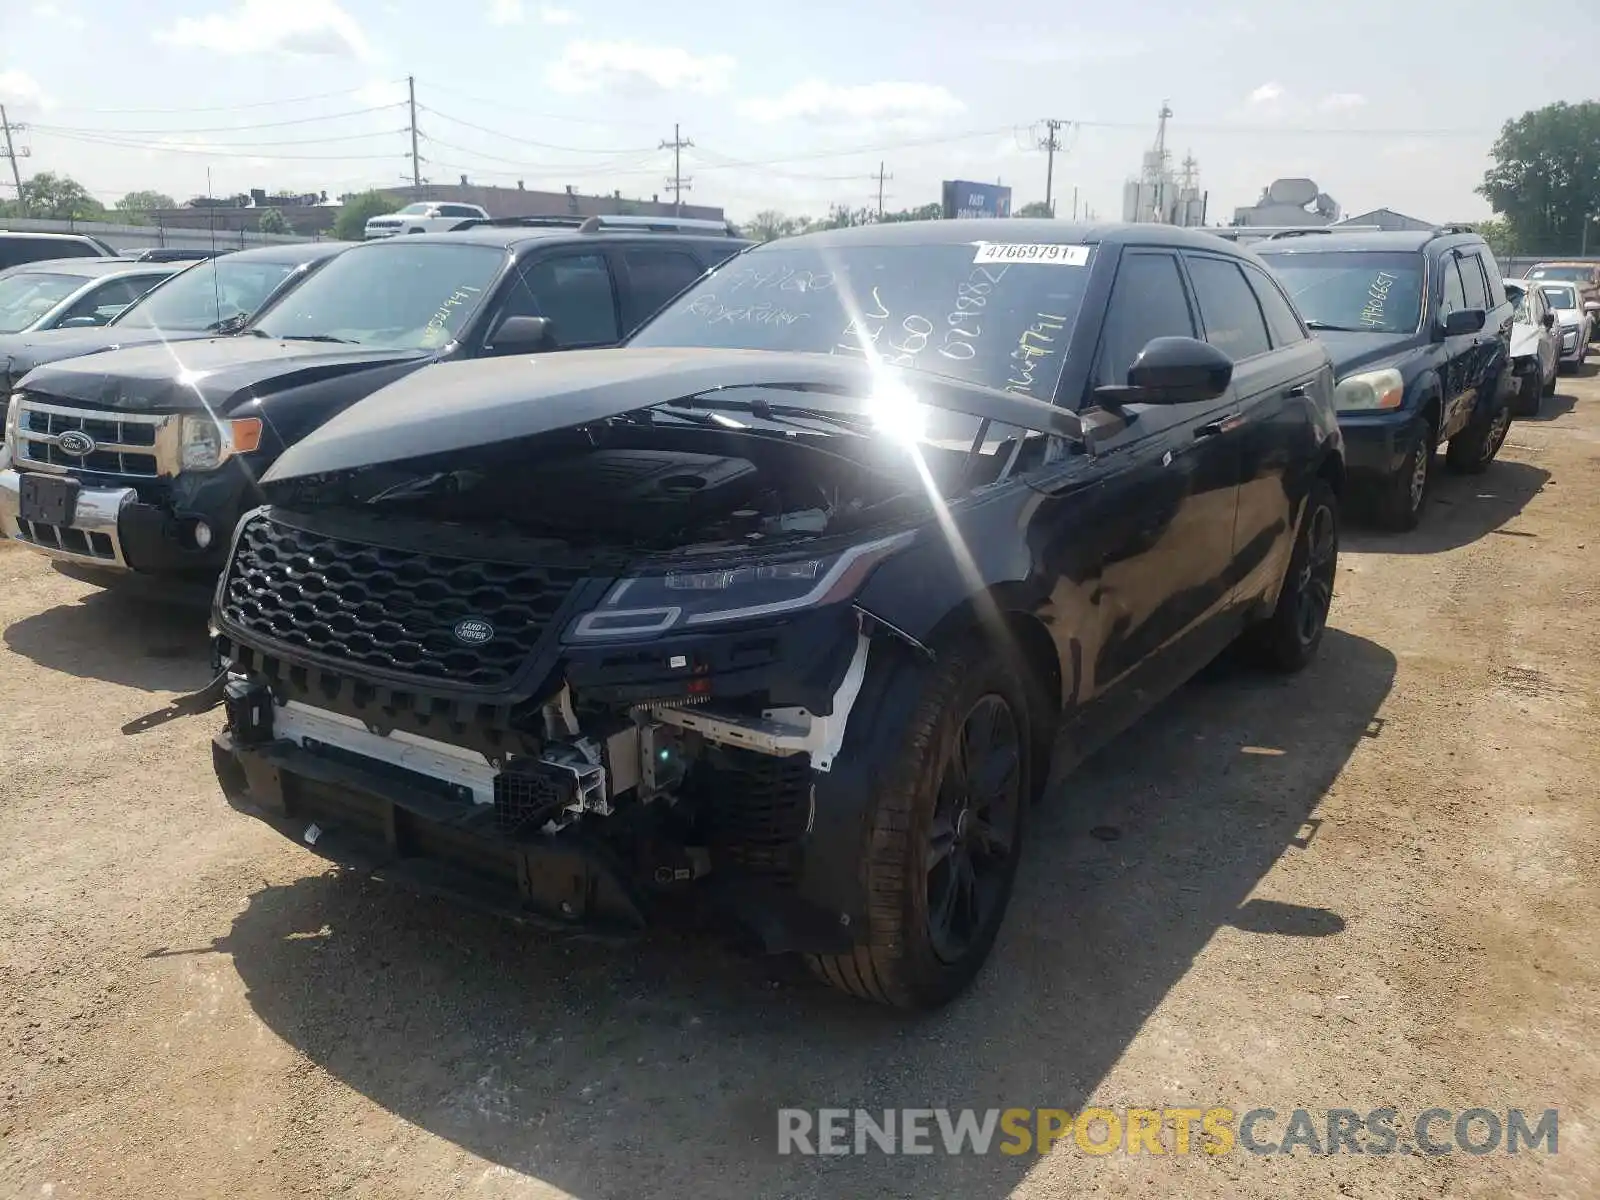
[1584,300,1600,314]
[57,316,100,329]
[1441,308,1486,337]
[1095,336,1234,405]
[486,314,554,356]
[1543,312,1556,329]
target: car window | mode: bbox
[1528,266,1588,284]
[1439,256,1468,318]
[623,247,706,321]
[0,271,89,332]
[1186,255,1271,360]
[517,253,620,347]
[1241,262,1306,347]
[1538,283,1578,311]
[1092,251,1196,387]
[1506,285,1529,322]
[55,275,166,326]
[1458,253,1489,310]
[114,257,301,331]
[441,204,480,218]
[0,238,97,270]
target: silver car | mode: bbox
[1503,278,1558,416]
[1533,279,1591,372]
[0,258,179,335]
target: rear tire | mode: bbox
[1511,370,1542,418]
[805,636,1032,1009]
[1445,398,1511,474]
[1543,367,1558,396]
[1240,479,1339,673]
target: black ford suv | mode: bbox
[0,217,749,586]
[208,221,1344,1009]
[1255,227,1515,530]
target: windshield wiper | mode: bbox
[1304,320,1382,333]
[666,390,876,433]
[279,333,361,344]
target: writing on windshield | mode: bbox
[1258,250,1424,334]
[631,242,1093,402]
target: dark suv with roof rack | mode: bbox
[0,217,750,588]
[1256,226,1515,530]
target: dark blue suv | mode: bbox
[1256,227,1514,530]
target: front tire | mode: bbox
[1445,398,1511,474]
[806,637,1031,1009]
[1240,478,1338,672]
[1374,429,1432,531]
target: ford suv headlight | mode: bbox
[1333,367,1404,412]
[180,415,264,471]
[565,532,913,641]
[1,392,20,469]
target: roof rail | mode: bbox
[1430,224,1478,237]
[1209,224,1382,242]
[448,213,739,236]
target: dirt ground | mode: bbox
[1,373,1597,1200]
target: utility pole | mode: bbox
[1037,118,1066,216]
[1,106,29,216]
[660,123,693,216]
[871,161,893,219]
[407,76,422,189]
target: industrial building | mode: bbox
[1231,178,1342,228]
[1121,104,1208,227]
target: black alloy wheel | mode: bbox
[926,695,1023,965]
[1294,500,1338,651]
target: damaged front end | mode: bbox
[209,352,1073,952]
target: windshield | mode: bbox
[1256,250,1424,334]
[249,242,505,350]
[629,240,1095,403]
[1538,283,1578,311]
[112,257,301,332]
[0,271,87,333]
[1528,266,1588,283]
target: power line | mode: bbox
[418,105,657,155]
[661,123,692,216]
[29,105,407,137]
[30,85,384,116]
[35,129,401,161]
[1,106,29,214]
[413,79,659,129]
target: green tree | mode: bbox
[879,202,942,224]
[1480,102,1600,256]
[1471,218,1518,259]
[257,207,291,235]
[333,190,398,241]
[113,190,176,223]
[12,172,105,220]
[1014,200,1054,218]
[745,210,799,242]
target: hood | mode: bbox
[15,336,432,414]
[0,326,208,387]
[1314,330,1420,377]
[265,347,1086,483]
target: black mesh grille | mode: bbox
[220,514,588,689]
[703,747,813,886]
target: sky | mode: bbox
[1,0,1597,226]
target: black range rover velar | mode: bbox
[208,221,1344,1008]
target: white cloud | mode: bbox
[156,1,372,61]
[1248,82,1284,104]
[743,80,965,127]
[356,78,409,107]
[0,68,51,109]
[486,0,522,23]
[33,2,87,30]
[546,41,734,96]
[1319,92,1368,111]
[539,5,577,24]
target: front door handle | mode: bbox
[1194,413,1241,438]
[1284,384,1310,399]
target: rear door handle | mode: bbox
[1284,384,1310,399]
[1194,413,1240,438]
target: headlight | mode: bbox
[565,532,913,641]
[1333,367,1404,412]
[1,392,20,469]
[180,415,263,471]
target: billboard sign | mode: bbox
[942,180,1013,220]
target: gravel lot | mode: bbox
[1,373,1597,1200]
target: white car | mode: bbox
[1503,278,1558,416]
[1533,279,1590,373]
[363,201,489,239]
[0,258,179,335]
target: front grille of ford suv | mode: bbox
[219,513,592,690]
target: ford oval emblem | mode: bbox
[453,618,495,646]
[56,429,97,457]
